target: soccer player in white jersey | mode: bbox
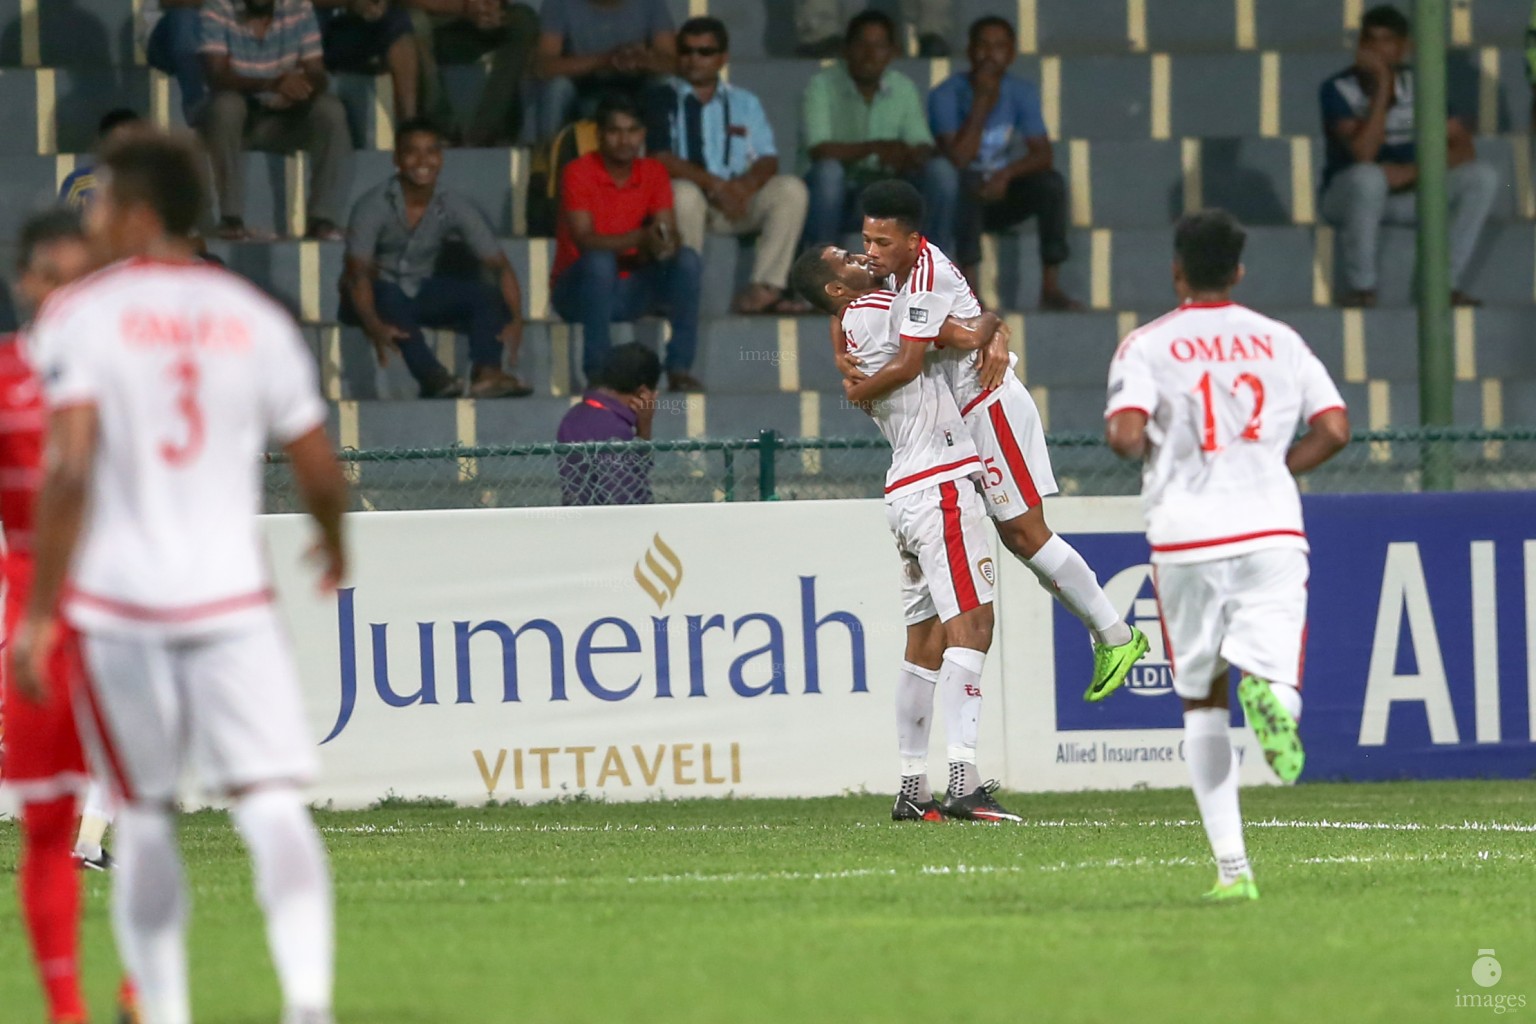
[852,179,1149,701]
[1105,210,1349,901]
[11,129,351,1024]
[790,243,1023,824]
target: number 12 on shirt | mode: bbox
[1194,370,1265,453]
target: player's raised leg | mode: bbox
[892,615,944,822]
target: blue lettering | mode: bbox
[322,587,359,744]
[651,616,673,698]
[577,617,642,701]
[454,619,568,704]
[372,621,439,707]
[729,613,787,697]
[686,614,726,697]
[800,576,867,694]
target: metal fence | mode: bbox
[261,426,1536,513]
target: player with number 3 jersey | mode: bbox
[1105,210,1349,902]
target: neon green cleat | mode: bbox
[1083,626,1151,702]
[1202,874,1260,902]
[1238,674,1305,783]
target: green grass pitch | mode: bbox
[2,781,1532,1023]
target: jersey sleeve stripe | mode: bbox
[959,387,997,417]
[897,334,935,344]
[1307,405,1346,425]
[1104,405,1153,419]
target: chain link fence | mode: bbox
[262,427,1536,513]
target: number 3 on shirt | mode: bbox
[160,356,205,466]
[1194,371,1265,452]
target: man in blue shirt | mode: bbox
[556,341,659,505]
[930,16,1079,310]
[1319,4,1497,306]
[646,17,810,314]
[58,109,142,212]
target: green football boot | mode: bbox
[1202,874,1260,902]
[1238,674,1305,783]
[1083,626,1151,702]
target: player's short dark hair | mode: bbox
[678,15,728,51]
[97,107,141,139]
[599,342,662,394]
[789,245,842,315]
[1174,209,1246,291]
[595,92,643,130]
[99,128,206,238]
[968,16,1016,46]
[1361,4,1410,37]
[845,9,896,47]
[860,179,925,234]
[17,208,84,271]
[394,116,443,148]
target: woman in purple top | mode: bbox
[556,342,660,505]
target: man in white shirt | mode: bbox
[791,243,1023,824]
[852,179,1149,702]
[1104,209,1350,901]
[12,128,351,1024]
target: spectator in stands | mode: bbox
[931,16,1080,310]
[200,0,355,240]
[802,10,958,257]
[342,117,532,398]
[647,17,811,315]
[58,109,143,212]
[1320,4,1498,307]
[534,0,675,140]
[141,1,208,123]
[407,0,538,146]
[556,341,660,505]
[795,0,952,58]
[314,0,419,125]
[553,93,703,392]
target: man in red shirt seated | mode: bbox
[552,92,704,392]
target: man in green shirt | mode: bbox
[801,9,958,255]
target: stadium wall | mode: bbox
[258,493,1536,809]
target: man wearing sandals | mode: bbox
[646,16,811,316]
[342,117,532,399]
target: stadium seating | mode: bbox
[0,0,1530,451]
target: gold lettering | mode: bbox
[731,742,741,783]
[633,744,666,785]
[596,746,631,787]
[673,743,696,785]
[701,743,726,784]
[566,746,596,787]
[513,748,524,789]
[472,749,506,795]
[529,747,559,788]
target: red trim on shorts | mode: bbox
[884,456,982,494]
[67,633,134,802]
[939,481,981,613]
[67,587,274,623]
[960,388,997,417]
[1150,529,1306,554]
[987,402,1043,508]
[1307,405,1345,425]
[1151,565,1176,676]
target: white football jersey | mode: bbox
[1105,301,1346,565]
[840,290,980,500]
[885,237,1014,417]
[32,257,327,635]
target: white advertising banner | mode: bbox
[263,496,1273,810]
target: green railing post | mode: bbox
[723,447,736,502]
[758,429,779,501]
[1415,0,1454,490]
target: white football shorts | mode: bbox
[70,609,319,803]
[967,384,1059,523]
[1152,546,1310,700]
[886,478,996,625]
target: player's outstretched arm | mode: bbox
[845,339,927,405]
[1106,409,1149,460]
[285,426,350,592]
[1286,407,1350,476]
[11,405,97,701]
